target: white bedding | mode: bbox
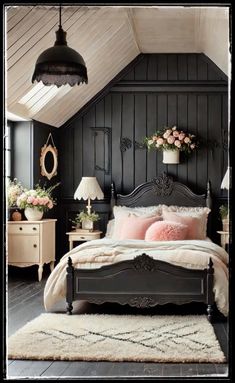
[44,238,229,316]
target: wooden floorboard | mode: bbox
[40,361,72,377]
[6,271,229,379]
[8,282,43,305]
[8,360,53,377]
[56,361,101,377]
[214,364,229,377]
[162,363,181,377]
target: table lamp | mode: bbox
[221,167,230,190]
[74,177,104,215]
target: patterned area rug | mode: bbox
[8,314,225,362]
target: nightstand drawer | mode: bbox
[8,235,40,263]
[8,224,40,235]
[75,233,100,241]
[66,230,102,250]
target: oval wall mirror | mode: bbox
[40,144,58,180]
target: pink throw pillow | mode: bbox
[113,215,161,240]
[145,221,188,241]
[162,211,205,239]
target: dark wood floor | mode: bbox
[6,265,229,380]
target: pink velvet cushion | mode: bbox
[145,221,188,241]
[113,215,161,240]
[162,211,206,239]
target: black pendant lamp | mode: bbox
[32,5,88,87]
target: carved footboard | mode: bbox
[66,254,214,321]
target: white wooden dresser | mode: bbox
[7,219,57,281]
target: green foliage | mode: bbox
[71,211,100,225]
[219,205,228,220]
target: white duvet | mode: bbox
[44,238,229,316]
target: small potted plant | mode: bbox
[78,211,100,231]
[219,205,229,232]
[70,214,81,231]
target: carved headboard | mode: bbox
[110,173,212,235]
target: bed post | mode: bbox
[110,181,116,219]
[207,258,214,322]
[206,180,212,209]
[66,257,74,315]
[206,180,212,238]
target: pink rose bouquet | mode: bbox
[144,126,198,154]
[16,183,59,212]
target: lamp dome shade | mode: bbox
[74,177,104,200]
[221,167,230,190]
[32,27,88,87]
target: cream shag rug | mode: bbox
[8,314,225,363]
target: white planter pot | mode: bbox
[24,207,43,221]
[82,220,93,230]
[163,150,180,164]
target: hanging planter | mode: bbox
[163,150,180,164]
[144,125,198,165]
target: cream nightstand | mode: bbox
[66,230,102,251]
[217,231,229,249]
[7,219,57,281]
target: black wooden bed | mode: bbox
[66,173,214,321]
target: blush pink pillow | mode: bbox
[145,221,188,241]
[113,215,161,240]
[162,211,205,239]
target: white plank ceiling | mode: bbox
[5,5,229,128]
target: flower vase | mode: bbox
[24,207,43,221]
[163,150,180,164]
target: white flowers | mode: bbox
[145,125,197,153]
[7,179,24,207]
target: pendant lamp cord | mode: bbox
[59,4,62,28]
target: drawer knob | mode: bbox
[19,227,22,231]
[81,237,85,239]
[33,244,37,248]
[33,227,37,231]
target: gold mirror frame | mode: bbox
[40,144,58,180]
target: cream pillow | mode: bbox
[113,205,162,218]
[160,204,211,215]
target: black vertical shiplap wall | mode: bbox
[58,53,228,258]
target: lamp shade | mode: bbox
[74,177,104,200]
[221,168,230,190]
[32,7,88,87]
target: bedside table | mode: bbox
[217,231,229,249]
[66,230,102,251]
[7,219,57,281]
